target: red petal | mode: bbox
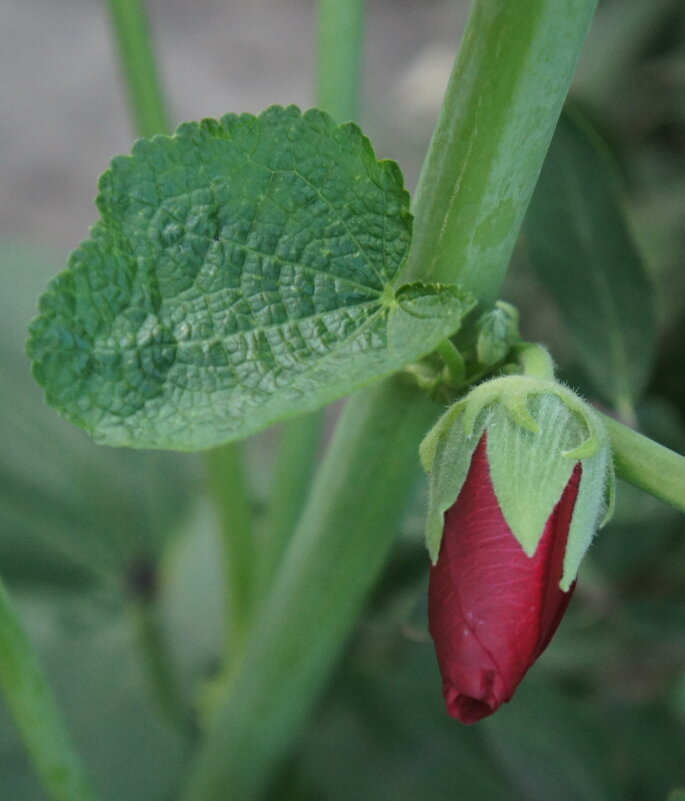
[428,433,581,723]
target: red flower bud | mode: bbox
[428,433,582,724]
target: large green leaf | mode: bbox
[28,106,472,451]
[524,109,656,415]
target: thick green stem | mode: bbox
[602,415,685,513]
[106,0,170,138]
[259,415,324,595]
[316,0,364,122]
[402,0,598,306]
[204,444,257,661]
[182,378,438,801]
[0,578,101,801]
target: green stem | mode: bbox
[106,0,170,137]
[0,578,101,801]
[316,0,365,122]
[181,378,438,801]
[402,0,598,306]
[204,444,257,662]
[259,415,324,595]
[131,599,189,734]
[601,415,685,513]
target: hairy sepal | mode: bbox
[421,375,614,586]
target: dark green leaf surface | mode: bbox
[298,645,522,801]
[28,106,471,450]
[482,680,624,801]
[524,109,656,415]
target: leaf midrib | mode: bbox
[104,191,385,299]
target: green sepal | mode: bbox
[560,438,610,590]
[486,392,584,558]
[420,399,489,562]
[420,374,615,586]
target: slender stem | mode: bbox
[131,599,189,734]
[204,444,257,661]
[316,0,365,122]
[402,0,598,307]
[0,578,101,801]
[106,0,170,137]
[181,378,439,801]
[601,415,685,513]
[259,415,324,595]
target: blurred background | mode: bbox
[1,0,685,799]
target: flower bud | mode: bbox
[420,375,614,722]
[475,301,520,368]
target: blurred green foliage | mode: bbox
[1,0,685,798]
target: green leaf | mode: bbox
[524,108,657,416]
[297,646,522,801]
[387,281,473,355]
[28,106,472,451]
[482,680,624,801]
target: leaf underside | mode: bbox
[524,109,656,413]
[28,106,470,450]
